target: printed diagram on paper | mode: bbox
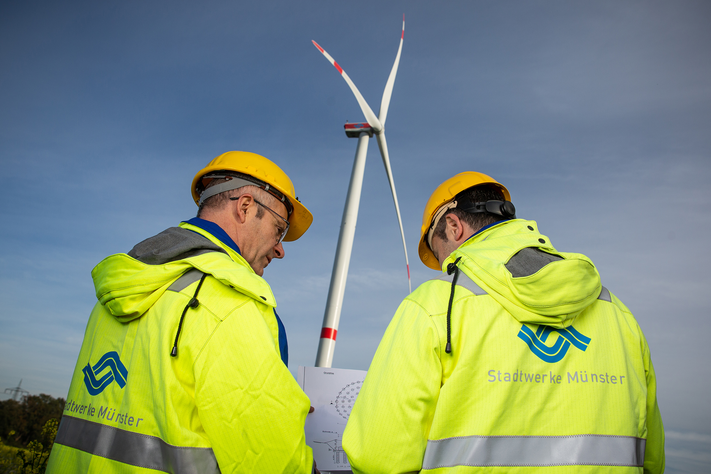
[298,366,366,471]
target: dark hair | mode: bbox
[432,184,506,242]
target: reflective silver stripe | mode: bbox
[598,286,611,302]
[56,415,220,474]
[506,247,563,277]
[436,272,487,296]
[168,269,206,293]
[422,434,644,469]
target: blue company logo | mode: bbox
[82,351,128,396]
[518,324,591,363]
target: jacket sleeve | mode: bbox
[343,299,442,474]
[193,301,314,473]
[642,334,665,474]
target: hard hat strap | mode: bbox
[197,173,294,216]
[457,199,516,220]
[426,198,516,249]
[198,175,256,206]
[427,200,457,250]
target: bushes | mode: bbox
[16,419,58,474]
[0,395,64,474]
[0,419,57,474]
[0,395,64,449]
[0,439,22,474]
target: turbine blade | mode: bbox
[376,132,411,293]
[312,40,383,132]
[379,15,405,126]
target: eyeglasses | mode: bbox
[229,194,291,243]
[253,198,290,244]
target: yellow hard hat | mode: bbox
[418,171,511,270]
[192,151,313,242]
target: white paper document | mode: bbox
[298,366,367,472]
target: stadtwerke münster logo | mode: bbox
[82,351,128,395]
[518,324,591,363]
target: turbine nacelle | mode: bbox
[344,122,374,138]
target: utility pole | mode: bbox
[4,379,29,401]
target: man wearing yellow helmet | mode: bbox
[48,152,319,473]
[343,172,664,473]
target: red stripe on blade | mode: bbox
[312,40,324,53]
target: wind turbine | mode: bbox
[313,17,410,368]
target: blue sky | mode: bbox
[1,1,710,471]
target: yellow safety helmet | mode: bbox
[192,151,313,242]
[418,171,511,270]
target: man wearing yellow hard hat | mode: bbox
[343,172,665,473]
[48,152,319,473]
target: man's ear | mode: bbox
[233,194,254,224]
[444,213,465,242]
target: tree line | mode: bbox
[0,395,64,449]
[1,394,64,474]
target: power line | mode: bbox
[4,379,29,401]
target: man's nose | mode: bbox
[273,242,285,259]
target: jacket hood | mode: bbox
[92,224,276,322]
[444,219,601,328]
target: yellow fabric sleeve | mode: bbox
[343,299,442,474]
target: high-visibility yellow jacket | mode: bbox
[343,219,664,474]
[47,221,314,473]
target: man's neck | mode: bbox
[183,217,241,255]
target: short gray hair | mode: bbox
[197,180,276,219]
